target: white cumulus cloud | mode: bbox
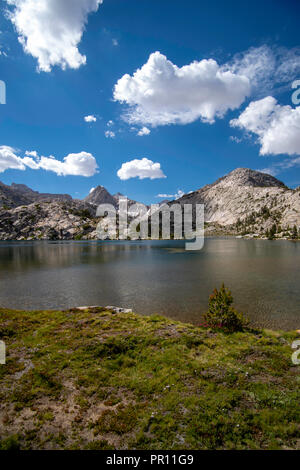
[137,127,151,136]
[117,158,166,181]
[0,145,26,172]
[5,0,103,72]
[37,151,99,176]
[0,146,98,176]
[230,96,300,156]
[113,51,251,126]
[113,46,300,130]
[84,115,97,123]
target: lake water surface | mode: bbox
[0,239,299,330]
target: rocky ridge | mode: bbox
[0,168,299,240]
[0,181,71,209]
[0,200,97,241]
[174,168,300,238]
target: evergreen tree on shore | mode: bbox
[291,225,298,239]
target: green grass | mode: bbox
[0,307,299,450]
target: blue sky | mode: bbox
[0,0,300,204]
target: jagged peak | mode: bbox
[83,185,117,206]
[90,185,105,191]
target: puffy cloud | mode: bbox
[37,151,98,176]
[0,146,98,176]
[137,127,151,136]
[157,189,185,200]
[114,46,300,129]
[106,120,114,127]
[22,154,41,170]
[113,51,251,126]
[230,96,300,156]
[105,130,115,138]
[5,0,103,72]
[84,115,97,122]
[0,145,26,172]
[117,158,166,180]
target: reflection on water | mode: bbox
[0,239,299,330]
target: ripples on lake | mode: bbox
[0,238,299,330]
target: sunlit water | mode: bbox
[0,239,299,330]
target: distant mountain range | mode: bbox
[0,181,72,208]
[0,168,299,240]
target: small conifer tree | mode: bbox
[291,225,298,239]
[203,284,248,333]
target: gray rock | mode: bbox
[105,306,133,313]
